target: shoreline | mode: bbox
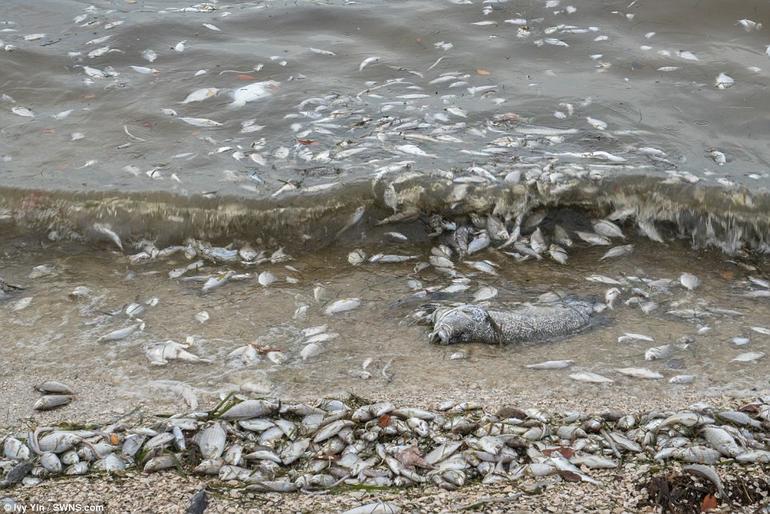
[2,393,770,513]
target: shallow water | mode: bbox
[1,223,768,427]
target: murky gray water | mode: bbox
[1,0,769,197]
[1,0,770,425]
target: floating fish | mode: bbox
[180,117,223,128]
[230,81,279,108]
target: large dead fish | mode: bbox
[427,298,596,345]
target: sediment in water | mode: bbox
[1,172,768,256]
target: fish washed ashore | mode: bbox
[3,0,770,510]
[2,393,770,513]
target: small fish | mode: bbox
[526,360,574,370]
[309,47,336,56]
[11,106,34,118]
[396,144,436,158]
[670,375,695,384]
[359,56,380,72]
[336,206,365,238]
[324,298,361,315]
[130,65,158,75]
[180,117,223,127]
[600,244,633,261]
[463,260,498,276]
[202,23,221,31]
[575,231,610,246]
[230,81,279,108]
[182,88,219,104]
[92,223,123,250]
[348,249,367,266]
[618,333,654,343]
[714,73,734,89]
[636,219,663,243]
[34,395,72,411]
[615,367,663,379]
[679,272,700,290]
[586,117,607,130]
[258,271,277,287]
[605,288,621,309]
[548,244,568,264]
[472,286,498,302]
[592,219,624,239]
[750,326,770,335]
[731,352,765,363]
[709,150,726,165]
[98,323,144,342]
[645,344,673,361]
[569,372,613,384]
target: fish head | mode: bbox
[429,305,492,345]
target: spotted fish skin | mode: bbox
[428,298,595,345]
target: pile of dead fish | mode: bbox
[2,396,769,491]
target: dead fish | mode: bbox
[526,360,574,370]
[428,299,594,345]
[592,220,624,239]
[258,271,277,287]
[617,333,654,343]
[359,56,380,71]
[196,423,226,460]
[701,426,743,457]
[714,73,734,89]
[145,340,211,366]
[670,375,695,384]
[575,231,610,246]
[220,400,279,420]
[615,368,663,379]
[180,117,223,128]
[11,106,34,118]
[637,220,664,243]
[336,206,365,238]
[645,345,672,361]
[98,323,144,342]
[463,260,498,276]
[182,88,219,104]
[601,245,633,261]
[604,288,621,309]
[34,395,73,411]
[530,228,547,254]
[325,298,361,315]
[679,273,700,290]
[92,223,123,250]
[549,244,568,264]
[683,465,724,496]
[472,286,497,302]
[230,80,279,108]
[35,381,74,395]
[202,272,235,293]
[144,454,178,473]
[370,254,417,263]
[731,352,764,363]
[569,372,613,384]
